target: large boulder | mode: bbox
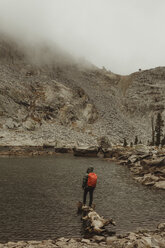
[134,144,150,155]
[73,146,98,157]
[154,181,165,189]
[141,158,165,169]
[128,154,139,163]
[22,118,38,131]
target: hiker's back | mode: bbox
[87,172,97,187]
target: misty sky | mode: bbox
[0,0,165,74]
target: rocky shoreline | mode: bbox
[111,144,165,190]
[0,145,72,156]
[1,223,165,248]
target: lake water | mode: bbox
[0,154,164,242]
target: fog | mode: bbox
[0,0,165,74]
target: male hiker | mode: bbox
[82,167,97,207]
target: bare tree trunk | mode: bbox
[151,115,155,145]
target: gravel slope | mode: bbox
[0,36,165,146]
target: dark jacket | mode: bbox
[82,173,88,189]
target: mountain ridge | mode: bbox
[0,36,165,147]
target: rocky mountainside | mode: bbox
[0,36,165,147]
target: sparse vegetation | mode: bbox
[151,116,155,145]
[123,138,128,147]
[161,135,165,146]
[134,136,138,145]
[155,112,164,146]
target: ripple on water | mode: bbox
[0,155,164,242]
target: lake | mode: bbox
[0,154,164,242]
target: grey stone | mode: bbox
[27,241,42,245]
[55,240,68,247]
[157,223,165,231]
[15,241,27,247]
[56,237,69,242]
[134,145,150,155]
[128,155,139,163]
[106,236,117,245]
[81,239,91,244]
[5,119,15,129]
[92,236,105,242]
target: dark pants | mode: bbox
[83,187,95,206]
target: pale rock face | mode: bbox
[4,118,15,129]
[0,78,98,146]
[22,118,39,131]
[82,103,97,123]
[0,37,165,146]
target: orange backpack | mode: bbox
[87,172,97,187]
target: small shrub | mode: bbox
[134,136,138,145]
[123,138,128,147]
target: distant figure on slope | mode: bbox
[82,167,97,207]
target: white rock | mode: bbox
[135,144,150,155]
[106,236,117,245]
[57,237,69,242]
[154,181,165,189]
[142,236,152,246]
[81,238,91,244]
[92,236,105,242]
[5,118,15,129]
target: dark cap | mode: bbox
[87,167,94,173]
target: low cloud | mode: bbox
[0,0,165,74]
